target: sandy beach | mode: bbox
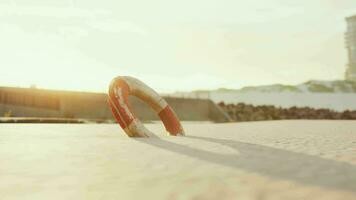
[1,120,355,200]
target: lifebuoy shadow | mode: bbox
[134,135,356,192]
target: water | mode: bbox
[209,92,356,111]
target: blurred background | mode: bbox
[0,0,356,123]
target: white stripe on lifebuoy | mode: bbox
[121,76,168,113]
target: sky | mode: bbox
[0,0,355,93]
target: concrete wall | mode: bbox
[0,87,229,122]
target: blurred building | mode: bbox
[345,15,356,82]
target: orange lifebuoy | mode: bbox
[108,76,185,137]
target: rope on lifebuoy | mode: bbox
[108,76,185,137]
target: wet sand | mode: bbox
[1,120,356,200]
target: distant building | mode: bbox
[345,15,356,82]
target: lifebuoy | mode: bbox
[108,76,185,137]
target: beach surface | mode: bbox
[1,121,356,200]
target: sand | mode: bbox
[0,120,356,200]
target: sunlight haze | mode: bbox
[0,0,355,92]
